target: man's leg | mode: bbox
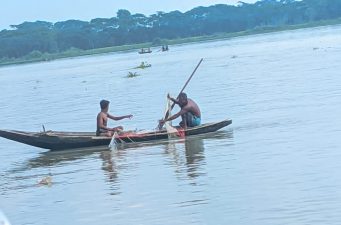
[186,113,195,127]
[179,115,185,128]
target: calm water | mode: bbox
[1,25,341,225]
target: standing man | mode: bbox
[96,99,133,136]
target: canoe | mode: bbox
[0,119,232,151]
[138,48,152,54]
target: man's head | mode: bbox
[178,92,188,107]
[100,99,110,111]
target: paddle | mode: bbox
[158,58,204,130]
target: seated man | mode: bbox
[96,99,133,136]
[160,93,201,128]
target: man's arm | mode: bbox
[168,94,180,105]
[98,115,124,132]
[107,113,133,121]
[165,108,187,122]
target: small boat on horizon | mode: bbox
[138,48,152,54]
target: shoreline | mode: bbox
[1,18,340,67]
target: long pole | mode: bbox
[158,58,203,129]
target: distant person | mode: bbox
[159,93,201,128]
[96,100,133,136]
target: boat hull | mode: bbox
[0,119,232,151]
[138,51,152,54]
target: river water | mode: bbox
[0,25,341,225]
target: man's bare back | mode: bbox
[96,100,133,136]
[183,98,201,118]
[159,93,201,128]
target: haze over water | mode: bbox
[0,25,341,225]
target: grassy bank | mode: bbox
[1,18,340,67]
[0,43,153,67]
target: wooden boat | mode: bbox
[0,119,232,151]
[138,48,152,54]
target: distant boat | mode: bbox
[138,48,152,54]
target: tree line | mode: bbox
[1,0,340,59]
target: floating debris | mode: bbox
[134,61,151,69]
[38,176,52,186]
[126,72,140,78]
[313,47,319,50]
[231,55,238,59]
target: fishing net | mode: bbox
[165,94,179,138]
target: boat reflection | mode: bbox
[13,130,233,179]
[185,137,205,178]
[99,150,118,182]
[163,130,233,182]
[11,146,109,172]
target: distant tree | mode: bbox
[1,0,341,59]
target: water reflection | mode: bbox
[100,151,118,182]
[163,131,233,182]
[184,137,205,179]
[8,131,233,191]
[11,147,109,172]
[18,130,233,170]
[99,150,123,195]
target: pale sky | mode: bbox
[0,0,257,30]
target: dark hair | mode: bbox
[100,100,110,109]
[179,92,187,100]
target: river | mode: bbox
[0,25,341,225]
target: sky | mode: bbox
[0,0,257,30]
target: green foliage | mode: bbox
[152,38,162,46]
[0,0,341,65]
[25,50,43,59]
[134,61,151,69]
[126,72,140,78]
